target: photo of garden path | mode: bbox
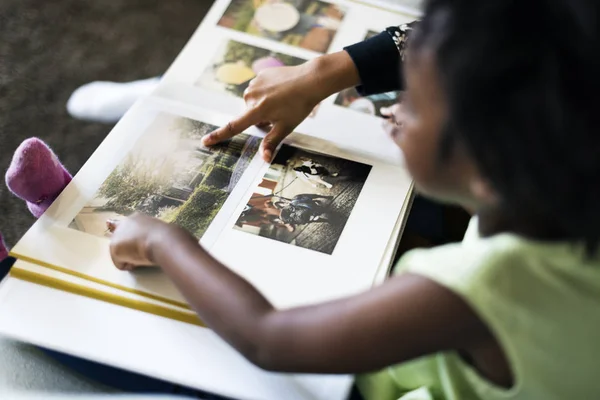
[70,113,260,239]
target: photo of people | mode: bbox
[70,113,259,239]
[333,31,402,117]
[234,145,371,255]
[334,88,402,117]
[365,30,378,40]
[218,0,346,53]
[196,40,306,98]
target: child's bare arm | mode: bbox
[111,215,488,374]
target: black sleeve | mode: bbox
[343,23,417,96]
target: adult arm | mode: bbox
[345,24,415,95]
[203,23,418,161]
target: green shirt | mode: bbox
[356,218,600,400]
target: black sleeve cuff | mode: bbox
[343,31,403,96]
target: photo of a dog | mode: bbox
[234,145,371,255]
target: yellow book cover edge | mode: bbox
[9,265,204,327]
[9,252,191,310]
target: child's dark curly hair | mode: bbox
[412,0,600,251]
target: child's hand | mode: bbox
[107,213,172,271]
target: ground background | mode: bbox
[0,0,212,247]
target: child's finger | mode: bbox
[110,252,125,271]
[106,219,119,233]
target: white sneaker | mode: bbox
[66,77,160,123]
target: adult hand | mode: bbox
[202,64,320,162]
[202,51,361,162]
[107,213,174,271]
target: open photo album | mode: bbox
[0,0,418,398]
[8,97,412,324]
[5,0,416,325]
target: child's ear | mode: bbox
[469,175,499,206]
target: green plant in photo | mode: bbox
[98,155,173,212]
[156,206,179,223]
[232,2,255,31]
[223,41,268,69]
[305,2,318,15]
[171,185,228,238]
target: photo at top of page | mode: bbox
[70,112,260,240]
[334,30,403,117]
[234,144,371,255]
[196,39,306,98]
[196,39,319,117]
[218,0,346,53]
[334,88,402,118]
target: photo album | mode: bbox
[0,0,419,399]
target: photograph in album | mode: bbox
[196,39,320,117]
[334,88,402,117]
[234,144,371,255]
[334,31,402,117]
[218,0,346,53]
[70,112,259,239]
[196,39,306,98]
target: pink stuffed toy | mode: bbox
[6,138,72,218]
[1,138,73,263]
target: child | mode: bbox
[107,0,600,399]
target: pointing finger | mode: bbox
[203,109,261,146]
[262,123,290,162]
